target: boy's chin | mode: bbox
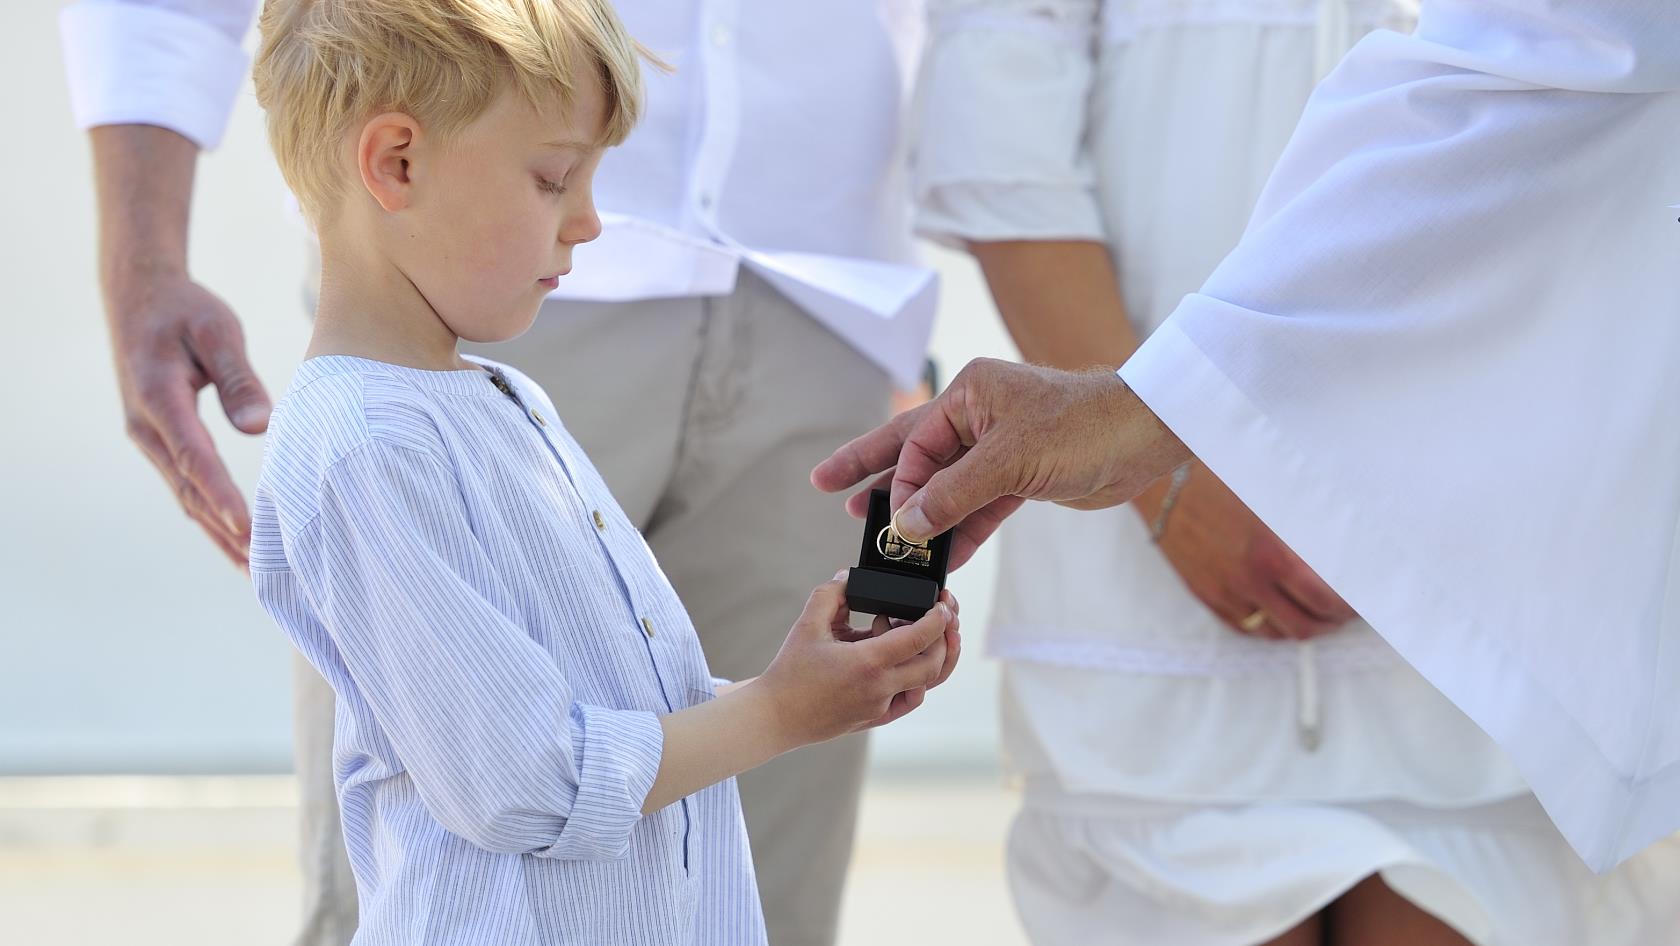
[456,307,543,346]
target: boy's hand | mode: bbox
[759,578,962,748]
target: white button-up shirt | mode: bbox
[59,0,937,387]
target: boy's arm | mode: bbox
[284,440,960,848]
[285,440,667,860]
[643,587,959,815]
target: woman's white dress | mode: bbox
[914,1,1680,942]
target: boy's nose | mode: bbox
[562,206,603,246]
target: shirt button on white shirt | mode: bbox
[593,510,607,531]
[710,25,731,48]
[531,408,546,427]
[641,617,656,639]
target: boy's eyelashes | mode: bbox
[536,175,567,196]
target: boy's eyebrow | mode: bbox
[540,139,591,150]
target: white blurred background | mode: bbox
[1,3,1031,943]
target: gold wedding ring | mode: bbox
[1240,609,1269,633]
[877,525,914,561]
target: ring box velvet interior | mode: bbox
[845,489,952,621]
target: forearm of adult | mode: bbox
[90,124,198,310]
[968,239,1140,372]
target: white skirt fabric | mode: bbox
[1006,793,1680,946]
[999,661,1680,944]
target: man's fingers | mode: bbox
[844,467,898,520]
[145,374,252,538]
[893,434,1013,543]
[884,394,974,521]
[189,314,273,434]
[131,422,250,568]
[812,404,928,494]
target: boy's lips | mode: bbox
[538,274,562,289]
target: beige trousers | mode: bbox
[291,270,891,946]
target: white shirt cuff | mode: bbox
[60,3,250,150]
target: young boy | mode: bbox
[245,2,960,943]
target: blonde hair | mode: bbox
[252,0,651,225]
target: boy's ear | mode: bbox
[356,112,422,213]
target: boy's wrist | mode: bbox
[736,676,807,757]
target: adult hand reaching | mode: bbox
[811,358,1189,570]
[92,125,272,570]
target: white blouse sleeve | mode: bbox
[1119,0,1680,872]
[59,0,259,150]
[913,0,1107,245]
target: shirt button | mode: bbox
[531,408,547,427]
[711,25,731,47]
[698,191,714,210]
[592,510,606,531]
[641,617,656,638]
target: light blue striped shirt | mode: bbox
[249,355,766,945]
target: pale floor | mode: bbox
[0,774,1029,946]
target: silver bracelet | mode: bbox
[1149,463,1193,542]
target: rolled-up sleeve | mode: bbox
[59,0,259,149]
[287,440,663,860]
[913,0,1105,245]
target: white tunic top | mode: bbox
[1116,0,1680,872]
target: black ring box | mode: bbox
[845,489,952,621]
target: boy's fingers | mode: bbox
[865,603,951,666]
[886,644,946,694]
[895,687,927,719]
[799,579,850,634]
[938,588,959,617]
[930,629,962,689]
